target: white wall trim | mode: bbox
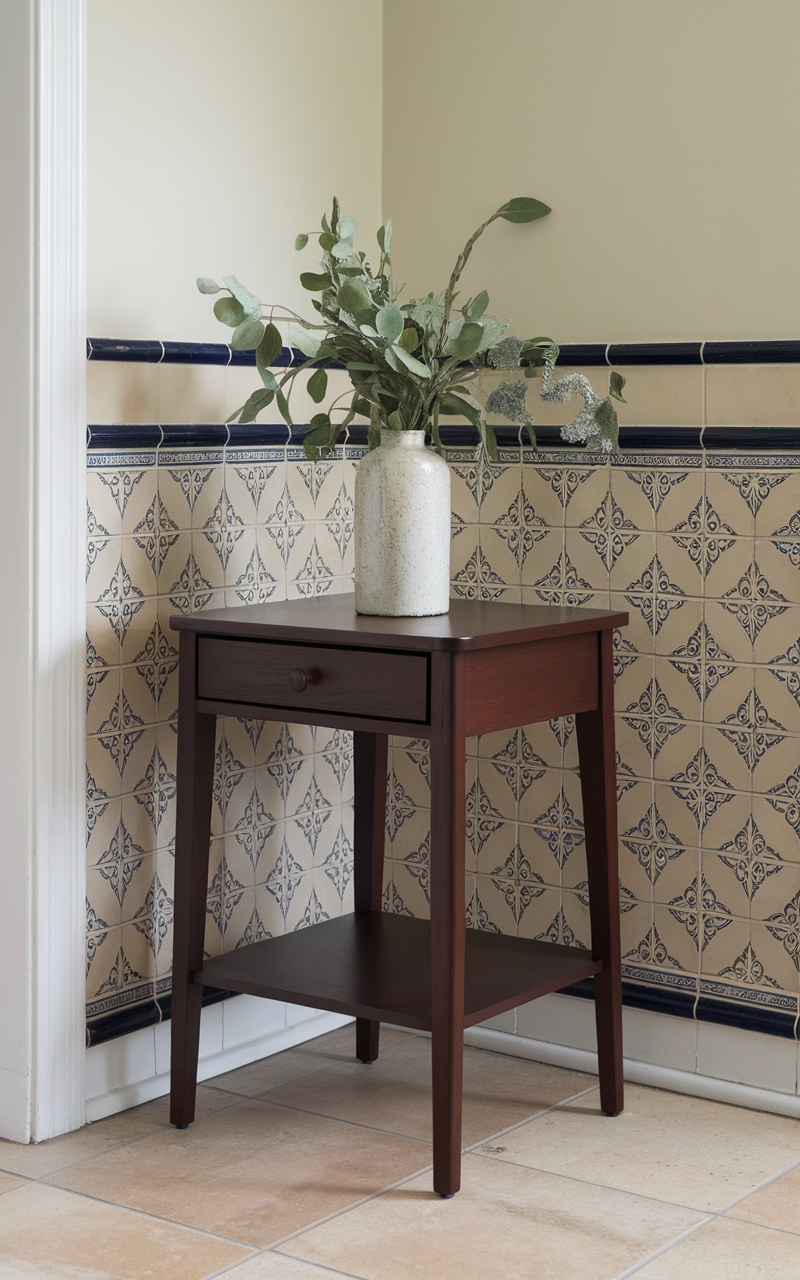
[31,0,88,1141]
[0,0,87,1143]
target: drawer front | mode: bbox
[196,637,429,722]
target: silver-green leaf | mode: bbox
[213,295,247,327]
[376,303,404,344]
[294,234,309,251]
[231,315,266,351]
[197,277,221,294]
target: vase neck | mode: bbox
[379,428,426,448]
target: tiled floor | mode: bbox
[2,1027,800,1278]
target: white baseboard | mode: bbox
[466,994,800,1121]
[85,1001,351,1123]
[85,989,800,1128]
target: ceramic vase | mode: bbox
[354,428,451,616]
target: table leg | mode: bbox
[429,652,466,1197]
[576,628,624,1117]
[353,730,389,1064]
[170,633,217,1128]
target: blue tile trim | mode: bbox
[608,342,703,366]
[557,343,608,366]
[87,337,800,368]
[703,340,800,364]
[161,340,230,366]
[227,422,291,447]
[87,337,163,362]
[86,987,232,1048]
[87,424,163,450]
[703,426,800,450]
[696,996,798,1040]
[161,423,229,448]
[85,421,800,454]
[563,977,698,1020]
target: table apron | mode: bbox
[463,632,599,735]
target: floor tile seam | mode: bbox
[716,1152,800,1217]
[237,1037,418,1100]
[265,1159,435,1252]
[263,1250,364,1280]
[466,1148,736,1217]
[611,1213,717,1280]
[4,1124,175,1183]
[249,1094,434,1148]
[460,1082,601,1154]
[614,1193,800,1280]
[33,1178,269,1251]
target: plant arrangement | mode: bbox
[198,196,624,461]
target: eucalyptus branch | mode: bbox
[441,211,500,336]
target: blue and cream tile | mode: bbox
[472,872,522,935]
[753,468,800,538]
[700,912,750,981]
[608,467,660,533]
[518,529,563,591]
[756,664,800,735]
[515,885,565,943]
[563,465,610,529]
[157,456,224,531]
[651,465,703,533]
[653,779,702,853]
[649,598,702,669]
[749,918,800,993]
[87,462,158,538]
[703,466,757,536]
[652,902,701,973]
[753,603,800,668]
[225,452,285,523]
[384,857,433,921]
[519,465,564,528]
[564,528,611,593]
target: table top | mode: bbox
[171,593,628,653]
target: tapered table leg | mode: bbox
[576,628,624,1117]
[170,633,217,1128]
[429,652,467,1197]
[353,731,389,1064]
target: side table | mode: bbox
[169,594,628,1197]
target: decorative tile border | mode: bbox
[87,337,800,368]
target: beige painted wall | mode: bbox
[88,0,383,339]
[383,0,800,343]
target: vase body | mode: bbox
[354,429,451,617]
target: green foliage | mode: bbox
[199,195,621,460]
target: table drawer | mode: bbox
[196,637,429,722]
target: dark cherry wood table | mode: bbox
[169,594,628,1197]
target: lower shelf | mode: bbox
[195,911,603,1031]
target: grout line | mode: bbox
[715,1153,800,1218]
[611,1214,717,1279]
[264,1159,435,1252]
[461,1083,600,1154]
[255,1093,433,1148]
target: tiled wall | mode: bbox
[85,346,800,1049]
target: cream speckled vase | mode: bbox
[354,428,451,616]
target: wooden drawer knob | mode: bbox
[289,668,309,692]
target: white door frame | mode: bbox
[0,0,86,1142]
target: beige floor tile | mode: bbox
[48,1098,430,1247]
[0,1087,210,1178]
[279,1153,704,1280]
[210,1025,411,1097]
[221,1253,355,1278]
[0,1182,251,1280]
[728,1163,800,1234]
[0,1172,22,1196]
[476,1084,800,1213]
[633,1216,800,1278]
[262,1035,593,1144]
